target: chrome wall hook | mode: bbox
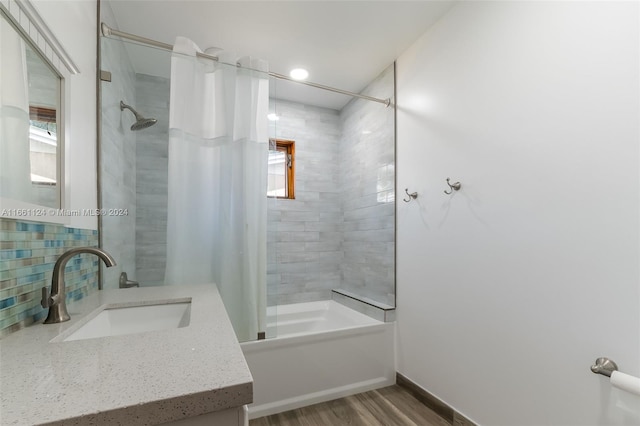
[444,178,462,195]
[403,188,418,203]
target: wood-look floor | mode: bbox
[249,385,451,426]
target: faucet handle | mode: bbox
[41,287,50,308]
[40,287,59,308]
[119,272,140,288]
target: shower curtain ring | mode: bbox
[403,188,418,203]
[444,178,462,195]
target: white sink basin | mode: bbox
[63,301,191,342]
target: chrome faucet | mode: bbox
[119,271,139,288]
[41,247,116,324]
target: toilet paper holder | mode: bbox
[591,357,618,377]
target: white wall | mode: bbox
[396,2,639,425]
[32,0,97,230]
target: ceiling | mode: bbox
[106,1,455,110]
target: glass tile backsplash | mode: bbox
[0,218,99,337]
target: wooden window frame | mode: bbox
[269,138,295,199]
[29,106,57,123]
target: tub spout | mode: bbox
[41,247,116,324]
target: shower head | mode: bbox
[120,101,157,131]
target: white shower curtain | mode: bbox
[0,17,32,202]
[165,37,268,343]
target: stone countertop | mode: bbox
[0,285,253,425]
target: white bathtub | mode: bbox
[240,300,395,419]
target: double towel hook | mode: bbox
[444,178,462,195]
[403,188,418,203]
[404,179,461,201]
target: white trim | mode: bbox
[30,126,57,147]
[6,0,79,75]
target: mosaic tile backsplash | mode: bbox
[0,218,99,337]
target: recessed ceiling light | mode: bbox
[289,68,309,81]
[267,113,280,121]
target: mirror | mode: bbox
[0,10,61,208]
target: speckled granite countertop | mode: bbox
[0,285,253,425]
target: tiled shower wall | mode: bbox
[0,218,99,337]
[267,100,343,305]
[101,35,170,288]
[125,82,348,298]
[268,65,395,307]
[134,74,170,287]
[339,64,395,306]
[100,36,137,288]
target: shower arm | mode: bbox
[101,23,391,107]
[120,101,140,119]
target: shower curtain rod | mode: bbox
[101,23,391,107]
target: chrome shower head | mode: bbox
[120,101,157,131]
[130,117,158,131]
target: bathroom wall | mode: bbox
[267,99,343,305]
[100,66,171,288]
[0,1,100,336]
[396,2,639,425]
[101,2,172,287]
[100,24,137,288]
[338,64,395,307]
[268,68,395,307]
[134,73,170,287]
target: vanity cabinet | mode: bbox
[0,286,253,425]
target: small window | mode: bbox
[29,106,58,185]
[267,139,295,199]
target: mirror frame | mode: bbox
[0,0,78,224]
